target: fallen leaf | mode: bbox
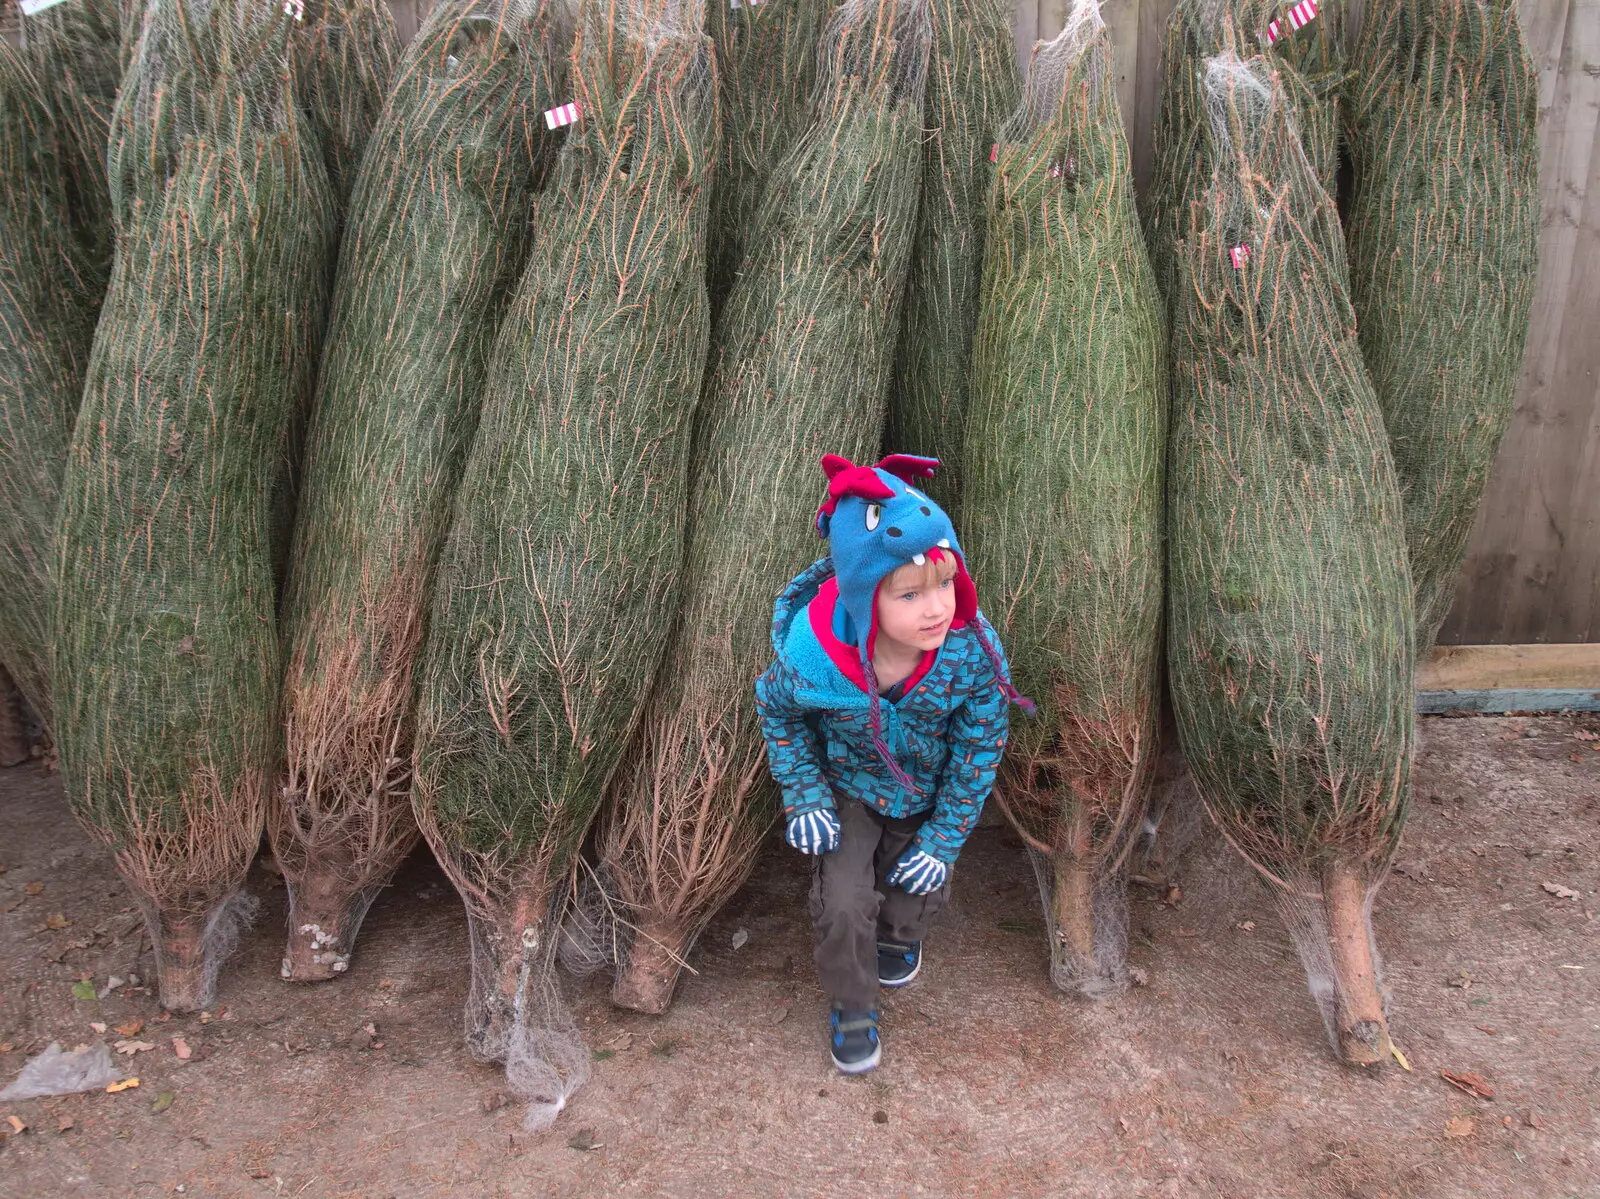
[1447,971,1472,990]
[1541,882,1580,900]
[1575,730,1598,741]
[1441,1069,1496,1100]
[6,1116,25,1134]
[89,1022,107,1034]
[1392,861,1426,881]
[114,1039,155,1055]
[171,1037,191,1060]
[1524,1110,1544,1130]
[45,912,70,930]
[0,1043,13,1053]
[198,1011,211,1025]
[566,1127,603,1151]
[731,928,749,951]
[773,1005,791,1026]
[1476,1026,1497,1036]
[872,1110,889,1124]
[1444,1115,1475,1138]
[114,1020,143,1038]
[480,1091,512,1114]
[150,1090,175,1115]
[105,1078,139,1093]
[1237,921,1256,932]
[23,881,44,895]
[70,980,96,1001]
[1163,884,1184,906]
[56,1116,74,1133]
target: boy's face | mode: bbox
[874,562,957,653]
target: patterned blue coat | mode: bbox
[754,558,1012,865]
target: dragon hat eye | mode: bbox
[865,503,882,531]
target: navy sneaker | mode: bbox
[877,939,921,987]
[829,1007,881,1074]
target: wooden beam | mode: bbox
[1418,642,1600,691]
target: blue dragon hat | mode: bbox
[813,453,978,654]
[812,454,1032,796]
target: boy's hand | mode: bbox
[785,809,841,855]
[885,847,948,895]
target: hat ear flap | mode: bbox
[815,507,832,538]
[875,454,940,486]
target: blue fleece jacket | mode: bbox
[753,558,1012,865]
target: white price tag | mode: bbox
[21,0,74,15]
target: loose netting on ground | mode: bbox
[1344,0,1539,651]
[0,0,126,732]
[410,0,716,1127]
[53,0,335,1013]
[883,0,1018,513]
[1142,0,1345,315]
[593,0,930,1015]
[274,0,565,984]
[1166,52,1416,1066]
[703,0,831,321]
[291,0,400,216]
[962,0,1165,997]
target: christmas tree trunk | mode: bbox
[1166,53,1415,1067]
[599,0,930,1014]
[412,0,717,1118]
[274,0,564,983]
[54,0,335,1012]
[963,1,1165,997]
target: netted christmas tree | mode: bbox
[1166,53,1415,1067]
[883,0,1016,513]
[962,0,1165,998]
[53,0,336,1012]
[291,0,400,217]
[703,0,832,320]
[595,0,930,1014]
[0,0,128,731]
[1344,0,1539,651]
[411,0,717,1126]
[274,0,566,984]
[1143,0,1345,314]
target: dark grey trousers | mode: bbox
[809,799,950,1011]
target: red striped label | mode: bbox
[1288,0,1319,30]
[544,102,582,131]
[1229,245,1251,269]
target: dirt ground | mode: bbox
[0,714,1595,1199]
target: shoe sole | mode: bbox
[878,956,921,988]
[831,1042,882,1074]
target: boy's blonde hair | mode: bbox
[879,550,958,595]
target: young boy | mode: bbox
[754,453,1029,1074]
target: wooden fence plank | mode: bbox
[1419,642,1600,689]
